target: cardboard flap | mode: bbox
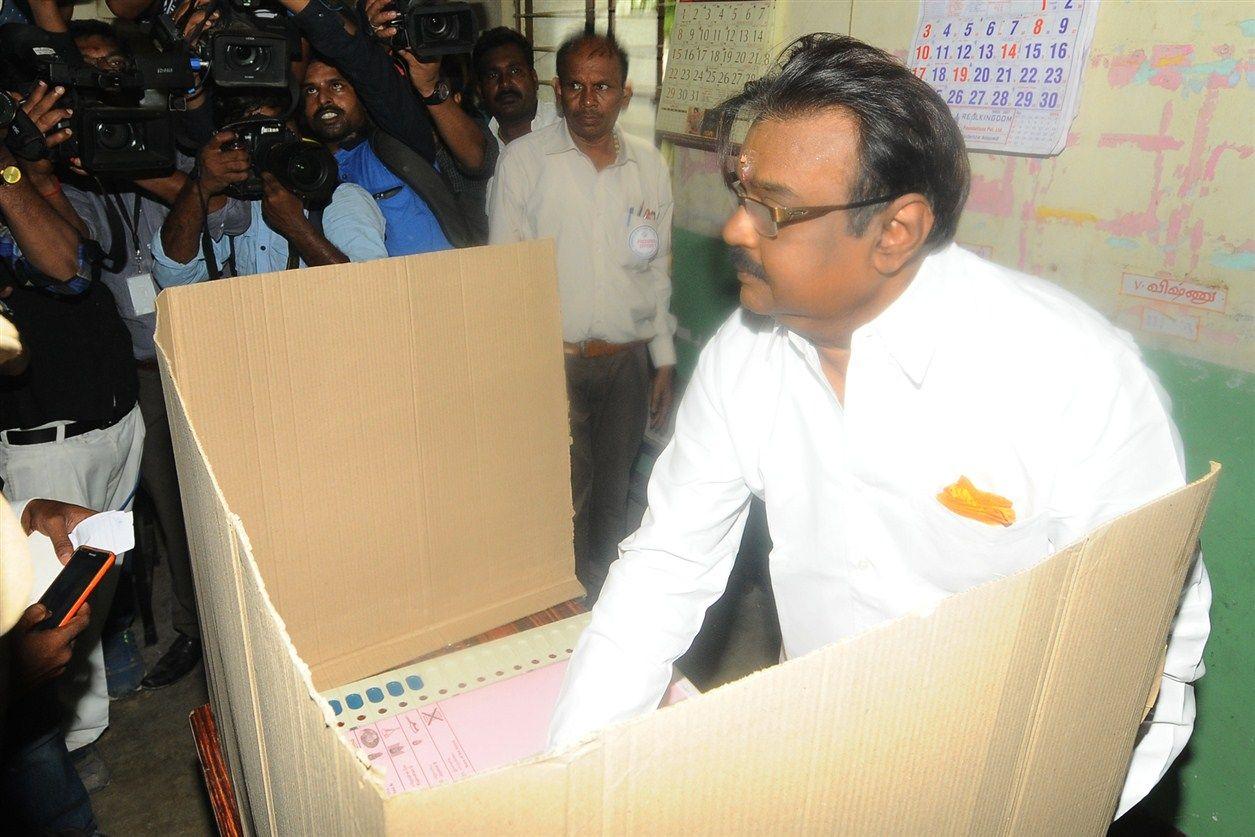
[155,243,584,688]
[399,466,1219,833]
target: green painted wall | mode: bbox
[667,227,1253,833]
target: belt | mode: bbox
[0,412,126,446]
[563,339,648,359]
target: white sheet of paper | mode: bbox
[127,273,158,316]
[70,510,135,557]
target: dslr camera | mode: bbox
[0,23,196,174]
[221,117,338,203]
[390,0,476,58]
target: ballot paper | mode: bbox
[345,660,695,796]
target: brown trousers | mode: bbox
[565,345,650,602]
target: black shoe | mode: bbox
[141,634,202,689]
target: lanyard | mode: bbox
[109,192,147,268]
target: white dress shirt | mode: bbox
[489,120,677,366]
[549,243,1210,818]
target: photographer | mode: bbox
[277,0,483,252]
[153,95,387,284]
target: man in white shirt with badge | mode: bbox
[490,31,677,603]
[548,34,1210,820]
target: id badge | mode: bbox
[127,273,158,316]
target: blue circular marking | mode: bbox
[366,687,384,703]
[405,675,424,691]
[386,681,404,697]
[345,693,364,710]
[329,699,342,716]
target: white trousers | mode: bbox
[0,404,145,750]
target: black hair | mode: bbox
[68,20,128,56]
[472,27,534,79]
[555,31,628,87]
[219,91,291,126]
[720,33,970,250]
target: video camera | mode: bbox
[221,116,338,203]
[389,0,477,58]
[0,23,197,174]
[177,0,298,89]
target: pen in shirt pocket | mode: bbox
[373,186,403,200]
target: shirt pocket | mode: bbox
[911,494,1050,593]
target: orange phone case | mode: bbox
[57,551,116,628]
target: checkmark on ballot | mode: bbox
[937,476,1016,527]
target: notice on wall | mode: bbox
[658,0,779,147]
[907,0,1101,155]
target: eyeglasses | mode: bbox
[731,180,896,238]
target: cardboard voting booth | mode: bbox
[156,241,1218,834]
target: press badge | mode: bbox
[127,273,158,316]
[628,224,659,260]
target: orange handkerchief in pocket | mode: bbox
[937,476,1016,527]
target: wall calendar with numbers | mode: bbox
[657,0,778,147]
[908,0,1101,156]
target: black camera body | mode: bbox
[202,8,298,89]
[46,55,193,174]
[222,116,338,204]
[0,23,195,174]
[391,0,476,58]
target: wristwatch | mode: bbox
[421,81,451,107]
[1,165,20,185]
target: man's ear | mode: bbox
[871,194,934,275]
[620,81,633,113]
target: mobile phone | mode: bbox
[35,546,116,630]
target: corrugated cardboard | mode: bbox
[156,243,1218,834]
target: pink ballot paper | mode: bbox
[344,660,695,796]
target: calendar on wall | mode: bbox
[908,0,1101,156]
[657,0,779,148]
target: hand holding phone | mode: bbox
[35,545,115,630]
[12,602,93,692]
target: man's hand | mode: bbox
[12,602,92,693]
[21,498,97,565]
[649,365,675,430]
[197,130,251,196]
[260,172,308,238]
[398,50,440,98]
[363,0,400,42]
[12,82,73,189]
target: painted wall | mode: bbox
[665,1,1253,832]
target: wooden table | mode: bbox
[189,600,586,836]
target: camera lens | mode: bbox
[265,139,337,203]
[225,44,267,70]
[421,14,457,41]
[94,121,140,152]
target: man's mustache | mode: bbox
[728,246,767,281]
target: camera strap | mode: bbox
[369,130,480,248]
[283,204,326,270]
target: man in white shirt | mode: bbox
[490,32,677,601]
[548,34,1210,819]
[473,26,560,153]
